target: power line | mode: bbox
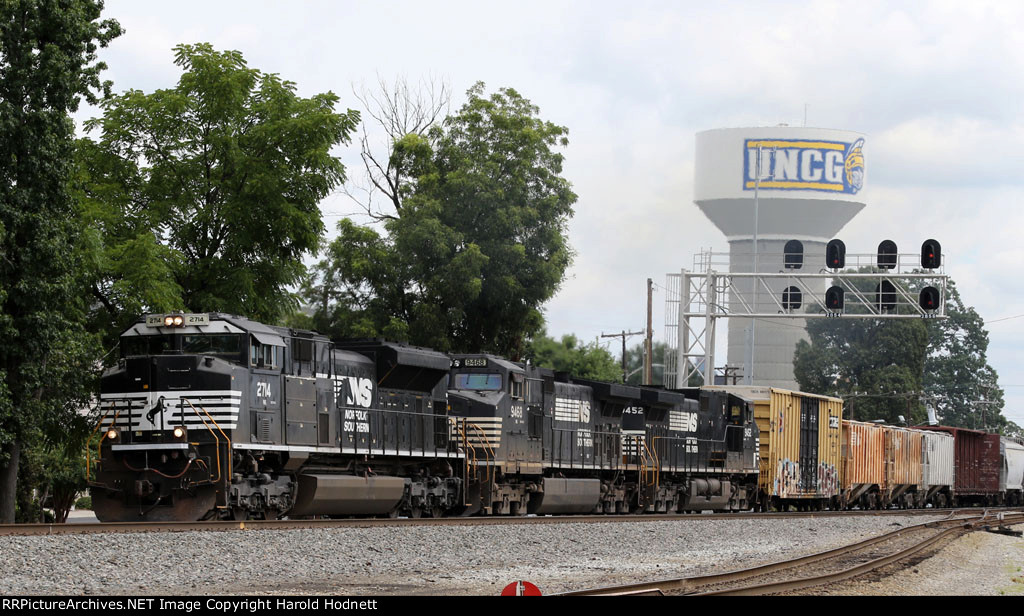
[987,313,1024,324]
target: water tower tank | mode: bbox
[694,127,867,388]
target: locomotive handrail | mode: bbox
[338,404,459,458]
[464,421,496,485]
[451,417,477,504]
[448,417,476,468]
[181,399,232,486]
[87,397,131,483]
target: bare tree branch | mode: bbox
[345,74,451,223]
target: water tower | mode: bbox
[694,127,867,388]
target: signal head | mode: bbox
[921,239,941,269]
[919,286,940,311]
[826,239,846,269]
[825,286,844,311]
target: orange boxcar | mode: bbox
[885,427,924,508]
[841,420,886,508]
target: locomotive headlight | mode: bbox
[172,315,184,326]
[172,426,186,440]
[105,428,120,442]
[163,315,175,327]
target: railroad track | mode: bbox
[556,509,1024,596]
[0,507,1004,536]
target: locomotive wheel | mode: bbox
[409,507,423,519]
[429,506,445,518]
[231,508,249,521]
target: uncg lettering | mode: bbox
[742,137,865,194]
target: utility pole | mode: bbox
[645,278,654,385]
[602,330,645,383]
[972,383,999,432]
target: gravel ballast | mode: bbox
[0,515,954,595]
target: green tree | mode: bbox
[17,437,90,523]
[922,278,1012,432]
[307,83,576,358]
[622,341,668,386]
[0,0,121,523]
[793,267,928,424]
[794,317,928,424]
[525,331,622,382]
[76,43,360,333]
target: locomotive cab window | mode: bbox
[453,373,502,391]
[249,336,282,370]
[182,334,242,362]
[510,373,524,399]
[121,334,175,357]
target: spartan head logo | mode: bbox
[844,138,865,193]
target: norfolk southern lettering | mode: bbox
[743,138,865,194]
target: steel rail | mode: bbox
[0,507,996,537]
[556,510,1024,596]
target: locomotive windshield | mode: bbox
[453,373,502,391]
[120,333,243,361]
[120,335,174,357]
[182,334,242,359]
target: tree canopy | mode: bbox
[0,0,121,523]
[305,83,577,358]
[525,331,622,382]
[76,43,360,341]
[921,278,1011,432]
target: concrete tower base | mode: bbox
[725,238,827,389]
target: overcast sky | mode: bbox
[79,0,1024,425]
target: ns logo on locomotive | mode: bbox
[743,138,865,194]
[89,313,762,521]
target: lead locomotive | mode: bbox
[90,313,462,521]
[90,313,761,521]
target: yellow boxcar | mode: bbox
[841,420,886,508]
[705,386,842,509]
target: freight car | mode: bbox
[705,386,842,511]
[1000,437,1024,505]
[840,421,953,509]
[917,426,1001,506]
[447,355,760,515]
[89,313,464,521]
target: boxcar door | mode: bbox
[800,397,819,493]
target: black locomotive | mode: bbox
[90,313,462,521]
[448,355,759,515]
[89,313,761,521]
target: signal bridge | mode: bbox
[664,242,948,388]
